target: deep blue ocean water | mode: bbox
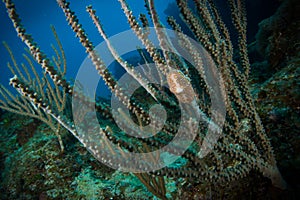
[1,0,299,199]
[0,0,279,98]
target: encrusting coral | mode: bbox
[1,0,290,199]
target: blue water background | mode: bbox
[0,0,279,98]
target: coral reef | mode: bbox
[1,0,299,199]
[249,0,300,83]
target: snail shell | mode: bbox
[167,70,194,103]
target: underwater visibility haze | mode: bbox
[0,0,299,199]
